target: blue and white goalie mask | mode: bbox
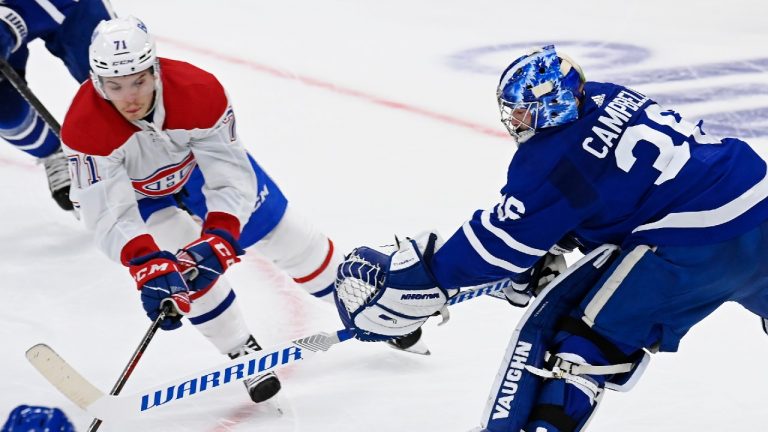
[497,45,585,143]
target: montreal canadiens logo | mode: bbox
[132,153,197,197]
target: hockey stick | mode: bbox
[26,278,512,422]
[84,303,173,432]
[0,58,61,138]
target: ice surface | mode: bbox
[2,0,768,430]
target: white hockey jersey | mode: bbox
[61,58,257,265]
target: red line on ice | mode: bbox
[156,36,508,140]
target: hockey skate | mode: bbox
[41,148,73,211]
[386,327,431,355]
[228,335,282,403]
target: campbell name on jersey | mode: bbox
[431,81,768,289]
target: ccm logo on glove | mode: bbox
[176,228,245,292]
[211,239,238,267]
[132,260,176,283]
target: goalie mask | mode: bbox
[497,45,585,144]
[88,16,160,100]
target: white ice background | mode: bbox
[2,0,768,430]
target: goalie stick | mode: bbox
[26,278,512,421]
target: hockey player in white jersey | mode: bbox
[60,16,377,404]
[335,45,768,430]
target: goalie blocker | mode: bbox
[480,245,651,432]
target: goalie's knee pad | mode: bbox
[252,206,342,302]
[522,322,643,432]
[553,317,651,392]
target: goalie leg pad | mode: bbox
[554,316,650,392]
[522,332,629,432]
[480,245,620,432]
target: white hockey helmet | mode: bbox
[89,16,158,98]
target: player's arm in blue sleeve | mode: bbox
[0,5,27,59]
[0,17,16,60]
[0,25,12,60]
[430,159,600,289]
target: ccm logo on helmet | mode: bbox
[401,293,441,300]
[112,59,135,66]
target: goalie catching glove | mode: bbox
[334,231,457,342]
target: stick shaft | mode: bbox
[86,305,171,431]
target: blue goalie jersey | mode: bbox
[432,81,768,289]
